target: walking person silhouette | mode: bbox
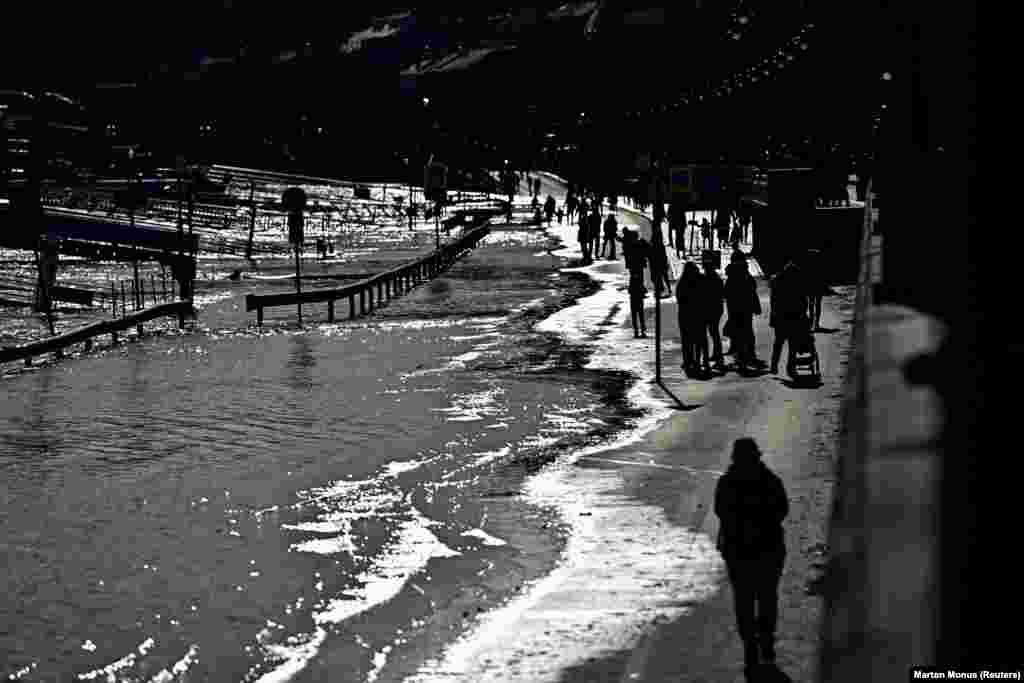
[715,438,791,682]
[623,230,648,337]
[675,261,708,376]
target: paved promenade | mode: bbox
[423,173,853,682]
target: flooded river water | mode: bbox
[1,213,664,682]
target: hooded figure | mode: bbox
[714,438,789,677]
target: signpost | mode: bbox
[282,187,307,324]
[669,165,693,197]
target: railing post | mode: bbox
[328,299,335,322]
[257,305,263,328]
[349,295,356,319]
[360,289,365,314]
[121,281,127,317]
[111,281,117,317]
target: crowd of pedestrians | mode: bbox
[507,176,822,381]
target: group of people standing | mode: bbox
[674,249,762,376]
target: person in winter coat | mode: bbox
[649,225,673,295]
[577,206,592,263]
[601,212,619,259]
[801,248,826,331]
[769,260,811,376]
[724,255,763,369]
[544,194,557,226]
[701,258,726,369]
[675,261,709,374]
[588,206,603,259]
[714,438,789,679]
[623,230,648,338]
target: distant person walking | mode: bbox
[676,261,709,375]
[589,206,602,260]
[566,194,578,222]
[534,177,541,197]
[649,227,673,295]
[801,249,826,331]
[669,202,686,258]
[544,194,557,226]
[724,254,762,369]
[717,215,730,250]
[701,218,713,250]
[623,230,649,338]
[715,438,789,680]
[601,212,619,259]
[556,207,565,224]
[702,257,726,369]
[577,207,592,263]
[769,260,811,376]
[730,218,743,249]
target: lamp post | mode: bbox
[651,153,666,384]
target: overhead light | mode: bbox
[882,71,893,80]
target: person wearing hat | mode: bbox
[715,438,790,679]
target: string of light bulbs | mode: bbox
[622,20,818,122]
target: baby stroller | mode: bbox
[788,319,821,380]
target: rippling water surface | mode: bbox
[0,223,644,682]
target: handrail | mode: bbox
[245,213,499,323]
[0,301,193,365]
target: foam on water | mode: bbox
[255,507,459,682]
[460,529,508,547]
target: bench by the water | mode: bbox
[246,222,494,326]
[0,301,194,366]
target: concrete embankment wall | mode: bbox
[818,191,944,681]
